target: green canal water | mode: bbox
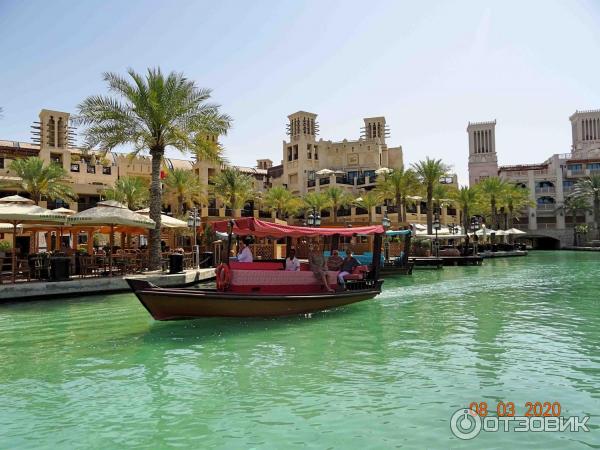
[1,251,599,449]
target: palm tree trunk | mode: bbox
[573,211,578,246]
[426,185,433,235]
[148,148,163,270]
[332,206,337,225]
[491,198,497,229]
[463,206,469,255]
[395,193,402,223]
[178,194,184,216]
[594,196,600,240]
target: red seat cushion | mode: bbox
[343,265,369,281]
[229,261,283,270]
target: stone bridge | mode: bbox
[515,228,574,249]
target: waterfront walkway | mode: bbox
[0,268,215,302]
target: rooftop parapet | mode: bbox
[467,119,497,127]
[569,109,600,120]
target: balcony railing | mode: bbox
[207,207,220,216]
[536,204,556,211]
[319,178,330,185]
[535,186,555,194]
[241,209,253,217]
[307,180,316,187]
[537,223,557,229]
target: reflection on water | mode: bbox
[0,251,599,448]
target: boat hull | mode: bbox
[126,279,383,320]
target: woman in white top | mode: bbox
[285,248,300,271]
[237,240,253,263]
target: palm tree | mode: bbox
[432,183,457,214]
[264,186,301,220]
[164,168,205,216]
[76,68,231,269]
[103,176,148,210]
[499,185,532,229]
[573,174,600,239]
[303,192,330,217]
[476,177,508,230]
[210,168,254,217]
[354,191,382,224]
[375,168,418,223]
[451,186,479,252]
[7,157,77,205]
[563,195,591,246]
[325,186,353,224]
[411,158,449,234]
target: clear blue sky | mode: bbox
[1,0,599,184]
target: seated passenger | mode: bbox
[327,249,343,271]
[338,250,361,287]
[308,241,334,293]
[237,239,253,263]
[285,248,300,271]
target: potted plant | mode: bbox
[0,241,11,257]
[412,238,431,257]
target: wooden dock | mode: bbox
[409,255,483,269]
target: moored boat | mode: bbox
[127,217,386,320]
[126,278,383,320]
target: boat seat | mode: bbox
[229,261,283,270]
[230,269,338,293]
[342,265,369,281]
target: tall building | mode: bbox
[467,120,498,186]
[0,109,271,218]
[275,111,403,196]
[467,109,600,247]
[570,109,600,157]
[268,111,459,227]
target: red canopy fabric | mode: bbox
[212,217,384,238]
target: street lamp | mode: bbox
[307,207,321,227]
[382,211,391,229]
[469,216,481,255]
[187,207,201,270]
[448,222,457,235]
[433,211,441,258]
[382,211,391,263]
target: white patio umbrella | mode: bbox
[375,167,392,175]
[0,195,66,283]
[315,169,334,176]
[68,200,154,275]
[135,208,187,228]
[506,228,526,235]
[52,207,76,216]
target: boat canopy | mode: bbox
[212,217,385,238]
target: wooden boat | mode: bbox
[126,278,383,320]
[127,217,387,320]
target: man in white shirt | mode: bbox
[285,248,300,271]
[237,240,253,263]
